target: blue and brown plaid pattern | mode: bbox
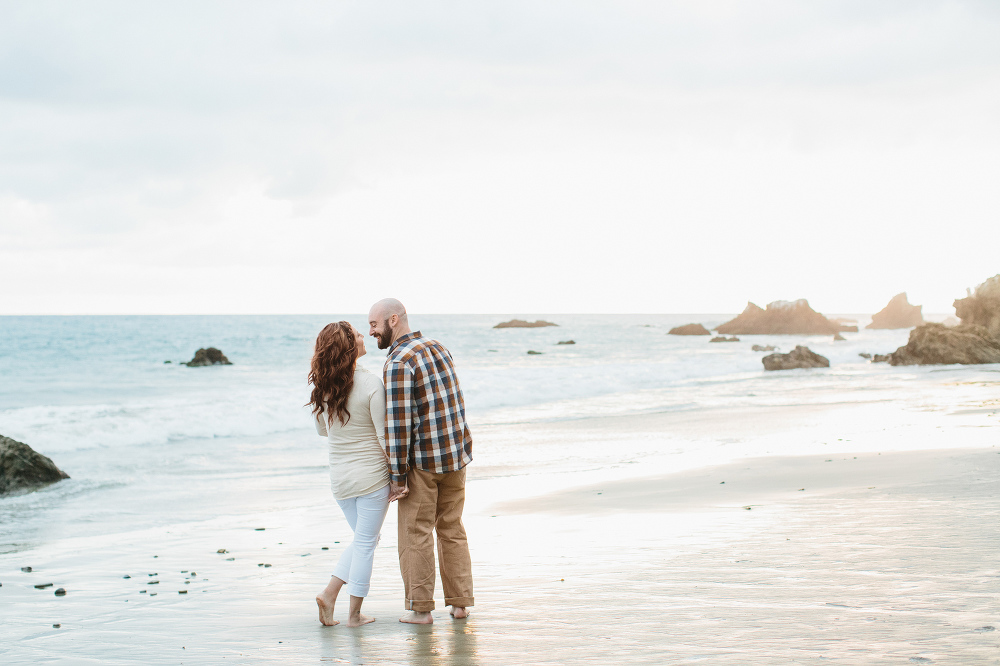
[383,331,473,484]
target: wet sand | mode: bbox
[1,398,999,664]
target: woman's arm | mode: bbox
[369,377,388,454]
[315,410,328,437]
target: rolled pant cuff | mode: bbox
[406,599,435,612]
[445,596,474,608]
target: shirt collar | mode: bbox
[388,330,421,354]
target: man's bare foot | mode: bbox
[347,613,376,627]
[316,596,339,626]
[399,611,433,624]
[449,606,469,619]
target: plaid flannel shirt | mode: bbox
[383,331,473,484]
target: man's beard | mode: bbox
[375,319,392,349]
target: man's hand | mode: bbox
[388,481,409,502]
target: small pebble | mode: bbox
[178,590,187,594]
[150,592,157,596]
[148,573,157,577]
[255,528,265,531]
[226,558,235,561]
[21,567,32,573]
[190,572,197,576]
[140,590,147,594]
[321,547,329,550]
[123,575,131,579]
[148,581,159,585]
[217,549,228,554]
[743,506,752,510]
[34,583,54,589]
[54,588,66,596]
[184,581,190,584]
[52,624,60,628]
[263,564,272,568]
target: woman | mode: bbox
[308,321,390,627]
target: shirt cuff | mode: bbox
[391,472,408,485]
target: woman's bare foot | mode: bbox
[449,606,469,619]
[316,596,339,626]
[317,576,345,626]
[399,611,434,624]
[347,613,376,627]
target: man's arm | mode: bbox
[384,358,415,490]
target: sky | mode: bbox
[1,0,998,315]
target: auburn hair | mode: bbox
[308,321,358,426]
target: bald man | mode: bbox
[368,298,474,624]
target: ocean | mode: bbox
[0,313,984,554]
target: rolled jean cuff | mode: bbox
[445,596,474,608]
[406,598,435,612]
[346,582,371,598]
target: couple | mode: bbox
[307,298,474,627]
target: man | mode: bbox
[368,298,475,624]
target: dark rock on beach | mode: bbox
[762,346,830,371]
[954,274,1000,339]
[0,435,70,496]
[183,348,232,367]
[710,336,739,343]
[494,319,558,329]
[887,323,1000,366]
[717,300,841,335]
[668,323,711,336]
[866,293,923,329]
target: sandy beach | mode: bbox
[2,385,998,665]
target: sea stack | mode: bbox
[953,274,1000,339]
[717,300,841,335]
[493,319,558,329]
[866,293,923,329]
[0,435,70,496]
[183,348,232,367]
[668,323,711,336]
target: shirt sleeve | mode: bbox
[314,410,328,437]
[384,359,414,485]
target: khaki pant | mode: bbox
[397,466,475,612]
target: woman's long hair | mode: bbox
[308,321,358,426]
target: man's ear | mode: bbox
[389,313,398,328]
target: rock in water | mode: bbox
[866,293,924,329]
[833,333,846,341]
[0,435,70,496]
[887,323,1000,366]
[710,336,739,342]
[752,344,776,352]
[183,348,232,367]
[762,346,830,371]
[668,323,711,336]
[493,319,558,328]
[954,274,1000,339]
[717,300,841,335]
[556,340,576,345]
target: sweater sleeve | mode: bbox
[368,375,388,453]
[314,410,328,437]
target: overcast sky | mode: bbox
[1,1,998,315]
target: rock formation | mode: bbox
[556,340,576,345]
[833,333,846,341]
[710,336,739,343]
[887,323,1000,366]
[668,323,711,336]
[0,435,70,496]
[494,319,558,329]
[762,346,830,371]
[954,275,1000,339]
[717,300,842,335]
[183,348,232,367]
[752,345,776,352]
[831,318,859,333]
[866,293,923,329]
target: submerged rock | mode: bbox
[493,319,558,329]
[668,323,711,336]
[872,354,891,363]
[710,336,739,343]
[888,323,1000,366]
[866,293,924,329]
[858,352,872,359]
[717,300,841,335]
[183,348,232,367]
[752,344,776,352]
[556,340,576,345]
[526,350,544,355]
[762,346,830,371]
[0,435,70,496]
[954,274,1000,339]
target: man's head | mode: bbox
[368,298,411,350]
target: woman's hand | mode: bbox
[388,481,409,502]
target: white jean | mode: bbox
[332,484,390,598]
